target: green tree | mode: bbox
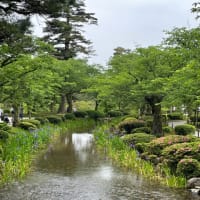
[43,0,97,60]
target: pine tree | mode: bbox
[43,0,97,60]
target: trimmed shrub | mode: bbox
[86,110,104,120]
[162,126,173,134]
[0,130,9,141]
[176,158,200,179]
[46,116,62,124]
[175,124,195,135]
[0,123,11,131]
[190,115,200,122]
[132,127,151,134]
[168,112,183,120]
[135,142,149,153]
[121,133,155,147]
[21,119,41,127]
[118,119,146,133]
[162,142,200,162]
[34,117,49,124]
[17,122,37,130]
[74,111,87,118]
[64,113,76,120]
[107,110,122,117]
[148,135,196,156]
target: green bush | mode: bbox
[175,124,195,135]
[176,158,200,179]
[86,110,104,120]
[121,133,155,147]
[0,123,11,131]
[107,110,122,117]
[162,142,200,162]
[132,127,151,134]
[46,116,63,124]
[34,117,49,124]
[64,113,76,120]
[148,135,196,156]
[118,119,146,133]
[190,115,200,122]
[0,130,9,141]
[21,119,41,127]
[74,111,87,118]
[168,112,183,120]
[135,143,149,153]
[162,126,174,134]
[17,122,37,130]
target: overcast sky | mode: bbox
[84,0,199,66]
[32,0,199,66]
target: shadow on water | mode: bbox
[0,132,199,200]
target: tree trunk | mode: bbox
[95,100,100,111]
[145,94,163,137]
[66,94,73,113]
[58,94,66,113]
[13,104,19,127]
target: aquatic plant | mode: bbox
[94,126,187,188]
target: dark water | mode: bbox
[0,132,199,200]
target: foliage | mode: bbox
[107,110,123,117]
[132,127,151,134]
[17,122,37,130]
[168,112,183,120]
[148,135,196,155]
[74,111,88,118]
[0,130,9,142]
[118,119,146,133]
[86,110,104,120]
[21,119,41,127]
[162,126,174,134]
[34,117,49,125]
[121,133,155,147]
[0,123,11,132]
[174,124,196,135]
[176,158,200,179]
[64,113,76,120]
[46,116,63,124]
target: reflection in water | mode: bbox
[0,132,198,200]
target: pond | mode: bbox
[0,132,198,200]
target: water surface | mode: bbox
[0,132,198,200]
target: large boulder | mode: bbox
[187,177,200,189]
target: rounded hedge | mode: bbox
[168,112,183,120]
[118,119,146,133]
[121,133,155,147]
[162,126,173,134]
[74,111,87,118]
[176,158,200,179]
[86,110,104,120]
[34,117,49,124]
[175,124,195,135]
[64,113,76,120]
[46,116,63,124]
[132,127,151,134]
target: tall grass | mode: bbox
[94,126,186,188]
